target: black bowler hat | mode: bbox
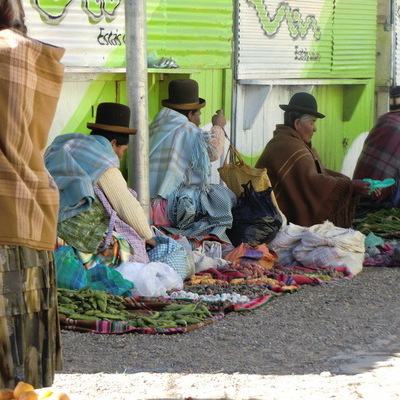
[279,92,325,118]
[162,79,206,110]
[87,102,137,134]
[389,86,400,111]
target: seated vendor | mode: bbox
[149,78,236,241]
[255,92,373,228]
[45,102,156,275]
[353,86,400,218]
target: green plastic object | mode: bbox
[363,178,396,195]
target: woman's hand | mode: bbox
[145,238,157,250]
[351,179,371,196]
[371,188,382,197]
[212,110,226,128]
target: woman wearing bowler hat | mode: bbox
[256,92,373,228]
[45,102,158,289]
[149,78,236,240]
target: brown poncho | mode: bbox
[256,124,356,228]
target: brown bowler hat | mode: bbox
[162,79,206,110]
[87,102,137,134]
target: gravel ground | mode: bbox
[53,266,400,399]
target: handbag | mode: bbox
[218,144,271,196]
[226,181,283,247]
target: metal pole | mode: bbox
[125,0,150,217]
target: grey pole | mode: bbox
[125,0,150,217]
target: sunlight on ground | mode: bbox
[54,358,400,400]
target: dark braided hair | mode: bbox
[89,129,129,146]
[0,0,27,34]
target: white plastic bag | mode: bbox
[115,262,183,297]
[193,241,230,273]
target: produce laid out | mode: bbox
[353,207,400,238]
[0,381,70,400]
[57,260,353,335]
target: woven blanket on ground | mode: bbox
[363,242,400,267]
[271,265,354,285]
[60,297,224,334]
[58,264,354,334]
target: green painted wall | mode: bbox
[312,81,375,171]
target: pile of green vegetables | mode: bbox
[353,208,400,238]
[58,287,213,328]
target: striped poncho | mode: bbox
[256,124,356,228]
[353,111,400,204]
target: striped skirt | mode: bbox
[0,245,62,389]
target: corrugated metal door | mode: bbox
[236,0,377,79]
[331,0,377,78]
[236,0,333,79]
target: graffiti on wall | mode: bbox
[31,0,122,23]
[246,0,321,40]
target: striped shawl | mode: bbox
[44,134,119,222]
[0,29,64,251]
[353,112,400,201]
[149,107,212,199]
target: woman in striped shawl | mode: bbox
[149,79,236,241]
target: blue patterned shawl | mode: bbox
[45,133,119,222]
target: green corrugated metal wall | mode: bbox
[331,0,377,77]
[146,0,234,121]
[302,0,377,78]
[147,0,233,69]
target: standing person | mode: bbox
[149,78,236,241]
[44,103,157,287]
[255,92,372,228]
[352,86,400,216]
[0,0,65,389]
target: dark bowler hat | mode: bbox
[87,102,137,134]
[162,79,206,110]
[389,86,400,111]
[279,92,325,118]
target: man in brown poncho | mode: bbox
[256,92,372,228]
